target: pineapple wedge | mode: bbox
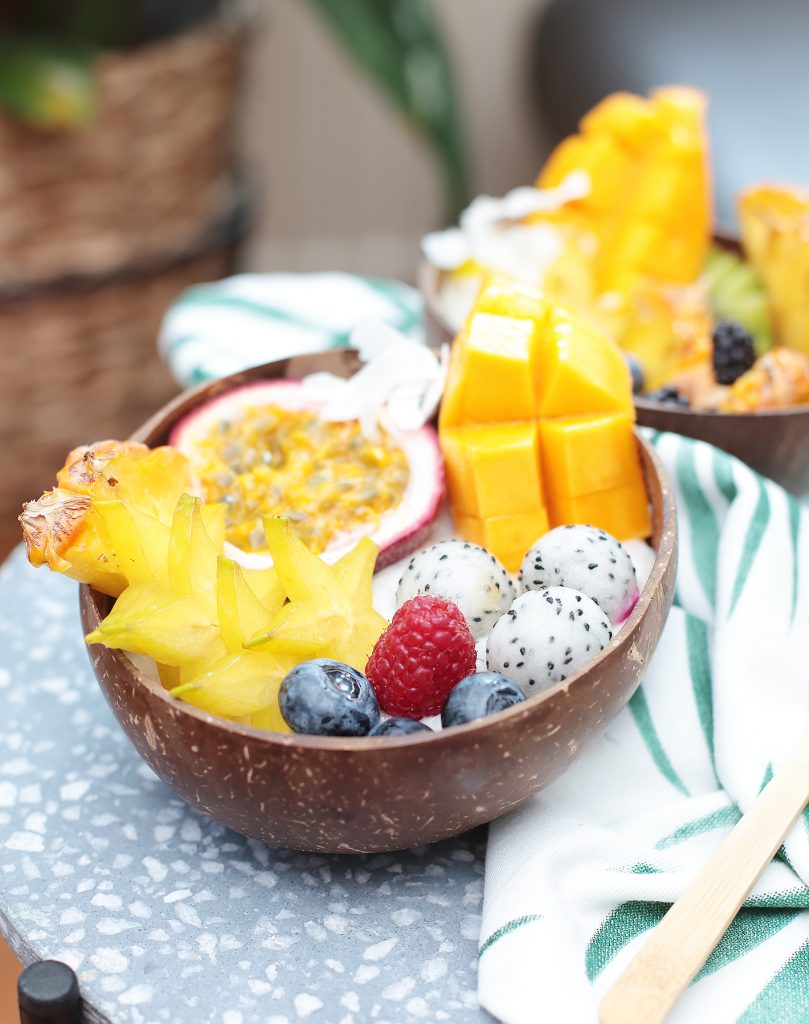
[739,185,809,355]
[19,489,127,597]
[20,440,197,594]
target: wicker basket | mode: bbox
[1,199,248,523]
[0,17,244,288]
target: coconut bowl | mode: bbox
[79,350,677,854]
[419,259,809,497]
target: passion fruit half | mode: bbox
[169,380,444,570]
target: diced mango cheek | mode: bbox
[537,134,591,190]
[456,510,550,573]
[538,314,634,418]
[439,431,475,514]
[549,478,651,542]
[459,315,539,423]
[580,93,659,150]
[441,424,543,519]
[540,414,639,498]
[474,274,548,323]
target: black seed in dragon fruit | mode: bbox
[486,586,613,693]
[395,539,516,640]
[518,524,639,625]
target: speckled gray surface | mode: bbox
[0,547,491,1024]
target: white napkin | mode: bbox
[479,431,809,1024]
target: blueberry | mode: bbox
[625,355,645,394]
[441,672,525,728]
[279,659,380,736]
[368,718,433,737]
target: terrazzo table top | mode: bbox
[0,547,491,1024]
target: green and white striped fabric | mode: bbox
[158,272,423,387]
[479,431,809,1024]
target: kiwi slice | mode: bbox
[702,246,773,356]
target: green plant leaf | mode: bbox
[0,36,97,129]
[304,0,469,221]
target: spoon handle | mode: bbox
[600,729,809,1024]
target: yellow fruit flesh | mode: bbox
[440,313,540,426]
[23,436,390,734]
[739,185,809,355]
[539,413,640,497]
[457,510,551,573]
[538,308,634,416]
[20,441,193,597]
[187,404,409,555]
[537,86,711,290]
[439,283,651,562]
[19,490,127,597]
[246,519,387,672]
[441,422,543,519]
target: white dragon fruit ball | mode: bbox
[395,540,516,640]
[486,586,613,694]
[519,524,639,625]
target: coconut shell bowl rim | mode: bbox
[80,350,676,760]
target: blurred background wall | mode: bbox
[240,0,551,280]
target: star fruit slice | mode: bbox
[85,496,223,666]
[246,517,388,671]
[167,556,292,724]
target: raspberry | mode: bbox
[365,596,477,718]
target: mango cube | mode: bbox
[540,413,639,498]
[474,274,547,324]
[535,85,710,292]
[457,510,550,573]
[538,308,634,417]
[441,313,540,426]
[550,478,651,542]
[439,279,652,566]
[441,422,543,518]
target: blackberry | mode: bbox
[712,320,756,385]
[645,385,689,406]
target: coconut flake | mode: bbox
[421,172,591,271]
[300,324,447,439]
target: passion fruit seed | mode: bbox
[190,405,410,554]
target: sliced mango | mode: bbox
[549,478,651,542]
[539,413,640,498]
[537,308,633,417]
[474,273,548,323]
[440,313,541,427]
[739,184,809,354]
[439,278,651,563]
[457,510,549,573]
[441,422,543,518]
[535,85,711,291]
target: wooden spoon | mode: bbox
[600,729,809,1024]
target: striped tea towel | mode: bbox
[479,431,809,1024]
[158,272,423,387]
